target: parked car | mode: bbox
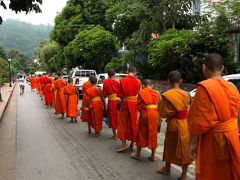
[190,74,240,97]
[97,73,127,89]
[69,68,97,95]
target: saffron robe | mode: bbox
[159,88,192,166]
[83,86,103,133]
[44,83,53,106]
[54,79,67,114]
[135,88,160,149]
[103,78,120,130]
[188,78,240,180]
[64,85,78,119]
[81,81,92,122]
[51,83,56,108]
[117,75,141,141]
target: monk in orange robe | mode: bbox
[80,80,92,122]
[51,77,58,109]
[64,78,79,123]
[54,73,67,118]
[29,76,34,91]
[158,71,192,180]
[103,70,120,139]
[116,67,141,152]
[44,78,53,108]
[188,53,240,180]
[82,76,105,136]
[39,75,44,98]
[35,75,41,94]
[32,76,37,90]
[131,79,161,161]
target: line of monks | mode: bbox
[28,53,240,180]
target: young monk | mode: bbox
[82,76,105,136]
[103,70,120,139]
[51,77,58,110]
[131,79,161,161]
[80,79,92,122]
[44,78,53,108]
[64,78,79,123]
[54,73,67,118]
[116,67,141,152]
[158,71,192,180]
[188,53,240,180]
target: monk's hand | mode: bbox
[84,107,89,111]
[189,135,197,160]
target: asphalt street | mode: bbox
[15,84,193,180]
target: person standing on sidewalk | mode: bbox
[82,76,105,136]
[188,53,240,180]
[158,71,192,180]
[80,79,92,123]
[103,69,120,139]
[64,78,79,123]
[131,79,161,161]
[116,67,141,152]
[54,73,67,119]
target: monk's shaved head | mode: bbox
[68,77,73,84]
[203,53,223,71]
[107,69,115,78]
[168,71,182,84]
[128,67,137,73]
[89,76,97,85]
[143,79,152,87]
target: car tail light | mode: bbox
[75,78,79,85]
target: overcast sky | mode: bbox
[1,0,68,25]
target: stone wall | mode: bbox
[151,80,196,93]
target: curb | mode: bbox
[0,83,16,121]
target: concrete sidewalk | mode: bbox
[0,83,16,120]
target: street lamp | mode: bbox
[8,59,12,87]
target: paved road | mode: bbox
[16,84,191,180]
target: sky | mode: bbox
[1,0,68,25]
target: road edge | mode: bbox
[0,83,16,121]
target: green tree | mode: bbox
[36,41,64,72]
[0,58,8,84]
[64,26,119,72]
[0,0,42,24]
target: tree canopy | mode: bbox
[0,0,42,24]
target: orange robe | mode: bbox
[83,86,103,133]
[103,78,120,130]
[32,77,37,90]
[188,78,240,180]
[35,77,40,94]
[44,83,53,106]
[159,88,192,166]
[64,85,78,118]
[117,75,141,141]
[54,79,67,114]
[135,88,160,149]
[29,77,34,90]
[39,76,45,95]
[80,81,92,122]
[51,82,56,108]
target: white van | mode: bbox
[190,74,240,97]
[69,68,97,95]
[97,73,127,89]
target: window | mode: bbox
[74,71,81,77]
[228,79,240,91]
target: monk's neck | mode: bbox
[169,84,180,89]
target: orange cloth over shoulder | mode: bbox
[64,85,78,118]
[44,83,53,106]
[103,78,120,130]
[81,81,92,122]
[83,86,103,133]
[159,88,192,166]
[54,79,67,114]
[188,78,240,180]
[117,75,141,141]
[135,87,160,149]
